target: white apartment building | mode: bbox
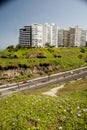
[43,23,58,47]
[75,26,82,47]
[19,24,86,48]
[75,26,86,47]
[50,23,58,47]
[80,30,86,47]
[32,23,43,47]
[43,23,50,47]
[19,26,32,47]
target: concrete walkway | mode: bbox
[42,84,65,97]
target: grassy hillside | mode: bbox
[0,47,87,70]
[0,77,87,130]
[0,47,87,83]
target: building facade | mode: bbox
[80,30,86,47]
[74,26,86,47]
[69,27,75,47]
[50,23,58,47]
[43,23,51,47]
[58,29,64,47]
[19,26,32,47]
[43,23,58,47]
[63,29,70,47]
[32,23,43,47]
[19,24,86,48]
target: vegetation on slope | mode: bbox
[0,47,87,83]
[0,47,87,70]
[0,77,87,130]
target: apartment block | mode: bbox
[58,29,64,47]
[62,26,86,47]
[43,23,50,47]
[50,23,58,47]
[81,30,86,47]
[75,26,86,47]
[63,29,70,47]
[19,26,32,47]
[19,23,86,48]
[69,27,75,47]
[32,23,43,47]
[43,23,58,47]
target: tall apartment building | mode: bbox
[43,23,50,47]
[62,26,86,47]
[63,29,70,47]
[32,23,43,47]
[50,23,58,47]
[19,24,86,48]
[43,23,58,47]
[75,26,86,47]
[69,27,75,47]
[81,30,86,46]
[58,29,64,47]
[19,26,32,47]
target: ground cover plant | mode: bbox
[0,77,87,130]
[0,47,87,84]
[0,47,87,70]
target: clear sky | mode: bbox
[0,0,87,49]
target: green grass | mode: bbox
[0,47,87,70]
[0,77,87,130]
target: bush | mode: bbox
[78,54,83,59]
[54,54,61,58]
[1,55,8,58]
[80,48,86,53]
[37,53,47,58]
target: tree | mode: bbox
[6,45,15,52]
[16,44,22,49]
[45,42,50,47]
[6,45,14,50]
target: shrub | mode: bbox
[37,53,47,58]
[80,48,86,53]
[78,54,83,59]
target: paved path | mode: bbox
[42,84,65,97]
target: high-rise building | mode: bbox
[19,26,32,47]
[81,30,86,47]
[43,23,50,47]
[32,23,43,47]
[69,27,75,47]
[50,23,58,47]
[63,28,69,47]
[62,26,86,47]
[75,26,86,47]
[43,23,58,47]
[58,29,64,47]
[19,24,86,48]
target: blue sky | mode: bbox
[0,0,87,49]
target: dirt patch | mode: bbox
[42,84,65,97]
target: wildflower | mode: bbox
[77,113,81,117]
[43,107,45,110]
[12,122,16,126]
[59,126,63,130]
[32,102,34,105]
[59,106,62,108]
[77,106,80,109]
[5,100,8,104]
[64,109,66,112]
[47,113,50,115]
[37,118,40,122]
[83,109,87,112]
[70,111,73,114]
